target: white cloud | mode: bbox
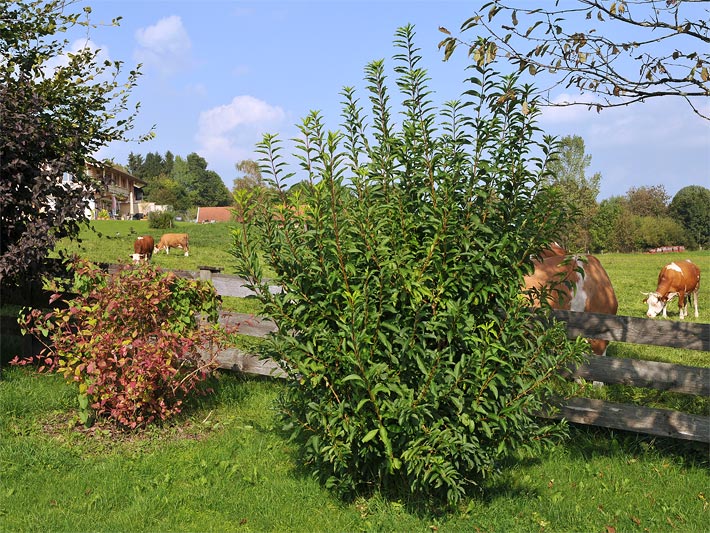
[196,95,287,178]
[134,15,192,75]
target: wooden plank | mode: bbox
[571,355,710,396]
[541,397,710,443]
[551,310,710,351]
[214,348,286,378]
[218,312,277,338]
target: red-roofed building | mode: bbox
[196,206,235,223]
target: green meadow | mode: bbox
[0,219,707,532]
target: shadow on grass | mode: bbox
[562,424,709,466]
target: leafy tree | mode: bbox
[635,215,687,249]
[669,185,710,248]
[141,151,165,180]
[127,152,144,176]
[546,135,601,251]
[171,155,191,190]
[614,209,642,252]
[232,25,586,506]
[177,152,232,207]
[439,0,710,119]
[626,185,669,217]
[163,150,175,176]
[233,159,271,222]
[143,173,190,211]
[0,0,147,288]
[589,196,624,252]
[199,169,233,206]
[233,159,265,191]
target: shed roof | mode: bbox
[196,206,235,223]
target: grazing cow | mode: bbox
[132,235,155,263]
[643,260,700,319]
[154,233,190,256]
[524,245,618,356]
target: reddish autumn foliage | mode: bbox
[14,260,230,429]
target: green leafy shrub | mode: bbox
[231,26,587,506]
[148,210,176,229]
[14,260,227,429]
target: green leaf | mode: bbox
[362,428,379,443]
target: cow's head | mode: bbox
[642,291,665,317]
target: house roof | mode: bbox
[196,206,235,223]
[87,162,147,187]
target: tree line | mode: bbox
[124,151,233,211]
[130,135,708,253]
[547,135,709,252]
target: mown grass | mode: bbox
[1,366,707,532]
[1,222,707,530]
[598,250,710,369]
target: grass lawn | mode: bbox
[55,219,241,273]
[1,222,707,531]
[1,366,707,532]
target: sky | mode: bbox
[66,0,709,201]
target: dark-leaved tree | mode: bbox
[0,0,147,289]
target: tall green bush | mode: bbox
[231,26,587,506]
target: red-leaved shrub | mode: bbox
[14,260,229,429]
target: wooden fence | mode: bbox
[213,308,710,443]
[3,266,709,443]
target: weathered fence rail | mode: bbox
[547,310,709,443]
[4,266,708,443]
[204,268,709,444]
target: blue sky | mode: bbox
[75,0,709,200]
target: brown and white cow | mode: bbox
[643,260,700,319]
[524,245,618,356]
[132,235,155,263]
[154,233,190,256]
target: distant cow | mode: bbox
[524,245,618,356]
[155,233,190,256]
[643,260,700,319]
[132,235,155,263]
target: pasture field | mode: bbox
[55,219,241,273]
[0,366,708,532]
[0,220,707,531]
[57,220,710,317]
[56,220,710,368]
